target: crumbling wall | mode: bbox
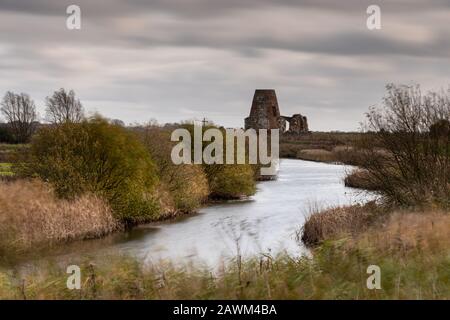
[287,114,308,134]
[245,89,309,134]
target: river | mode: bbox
[9,159,373,269]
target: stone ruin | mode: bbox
[244,89,309,134]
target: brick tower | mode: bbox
[244,89,281,130]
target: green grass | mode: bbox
[1,240,448,300]
[0,163,13,176]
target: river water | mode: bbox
[10,159,373,269]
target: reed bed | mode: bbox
[0,180,119,254]
[0,208,448,300]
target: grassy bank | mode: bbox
[0,180,118,257]
[344,169,381,190]
[0,118,257,255]
[280,132,363,165]
[1,207,448,299]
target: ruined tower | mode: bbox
[244,89,309,134]
[245,90,281,130]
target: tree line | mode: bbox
[0,88,84,143]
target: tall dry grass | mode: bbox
[301,202,383,246]
[344,169,381,190]
[0,180,119,254]
[292,146,363,165]
[1,209,448,299]
[296,148,335,163]
[355,210,450,255]
[302,200,450,254]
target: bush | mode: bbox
[141,126,209,213]
[19,116,159,224]
[360,84,450,207]
[179,124,256,200]
[206,164,256,199]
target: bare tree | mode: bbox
[45,88,84,124]
[110,119,125,127]
[360,84,450,207]
[0,91,37,143]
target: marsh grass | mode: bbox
[289,146,362,166]
[280,132,364,166]
[1,209,448,300]
[0,162,13,176]
[296,149,335,163]
[301,202,384,247]
[0,180,119,256]
[344,169,381,191]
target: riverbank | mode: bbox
[0,180,119,258]
[0,176,250,260]
[1,206,448,299]
[4,129,358,260]
[1,156,448,299]
[280,132,363,166]
[0,120,260,258]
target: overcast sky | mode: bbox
[1,0,449,130]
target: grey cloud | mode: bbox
[0,0,449,130]
[2,0,450,17]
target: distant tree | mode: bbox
[430,119,450,140]
[45,88,84,124]
[110,119,125,127]
[0,123,14,143]
[0,91,37,143]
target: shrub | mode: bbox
[206,164,256,199]
[19,116,159,224]
[141,126,209,213]
[179,124,256,200]
[360,84,450,207]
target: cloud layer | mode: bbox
[1,0,449,130]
